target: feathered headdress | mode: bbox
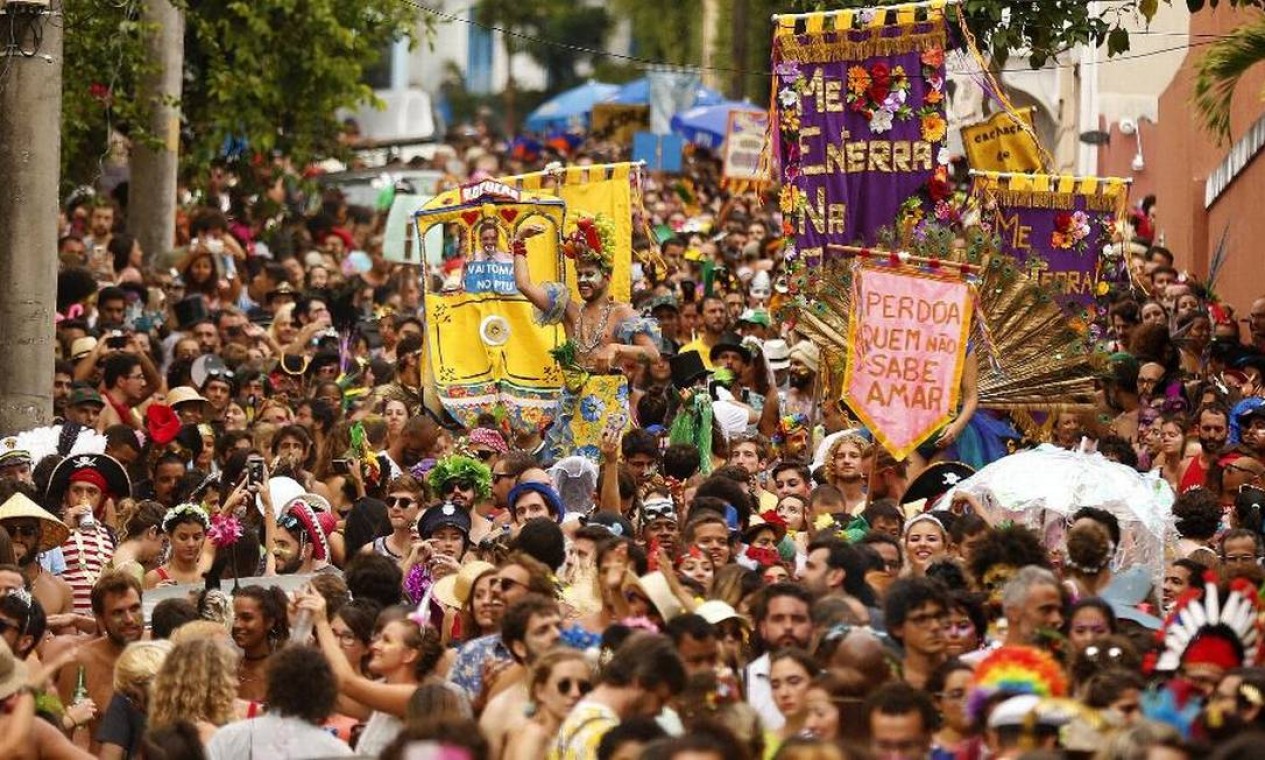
[562,213,616,275]
[426,454,492,501]
[1150,571,1263,674]
[14,423,106,466]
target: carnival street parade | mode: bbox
[2,1,1265,758]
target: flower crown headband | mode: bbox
[162,502,210,533]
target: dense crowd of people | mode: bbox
[2,123,1265,760]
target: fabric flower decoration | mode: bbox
[774,60,801,78]
[746,546,783,569]
[921,113,948,143]
[847,66,871,96]
[207,514,243,549]
[870,109,894,134]
[928,167,953,202]
[778,87,799,107]
[921,48,946,67]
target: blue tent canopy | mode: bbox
[669,101,762,150]
[524,81,620,132]
[604,78,726,108]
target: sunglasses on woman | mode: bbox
[556,677,592,696]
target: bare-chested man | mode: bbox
[0,494,74,619]
[512,215,660,461]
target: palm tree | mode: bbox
[1194,18,1265,143]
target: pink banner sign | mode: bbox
[843,264,973,460]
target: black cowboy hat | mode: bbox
[172,295,209,330]
[709,332,752,364]
[45,452,132,504]
[670,351,710,390]
[899,461,975,508]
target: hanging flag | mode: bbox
[722,110,772,190]
[590,104,651,146]
[772,2,953,260]
[961,107,1046,173]
[843,261,973,460]
[971,171,1130,321]
[646,67,702,135]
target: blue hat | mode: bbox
[1231,397,1265,445]
[507,481,565,522]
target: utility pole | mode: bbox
[129,0,184,270]
[0,0,64,433]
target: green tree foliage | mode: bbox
[61,0,419,192]
[475,0,611,90]
[61,2,154,191]
[475,0,612,130]
[612,0,705,67]
[529,5,612,90]
[1194,16,1265,142]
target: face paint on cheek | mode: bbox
[577,271,605,286]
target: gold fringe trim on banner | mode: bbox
[972,172,1131,219]
[774,27,948,63]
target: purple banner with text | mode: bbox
[971,172,1130,322]
[773,5,951,260]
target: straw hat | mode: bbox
[695,600,750,629]
[630,571,684,623]
[432,560,496,610]
[0,493,70,551]
[69,337,98,362]
[165,386,209,409]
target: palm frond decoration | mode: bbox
[1194,19,1265,143]
[786,234,1102,413]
